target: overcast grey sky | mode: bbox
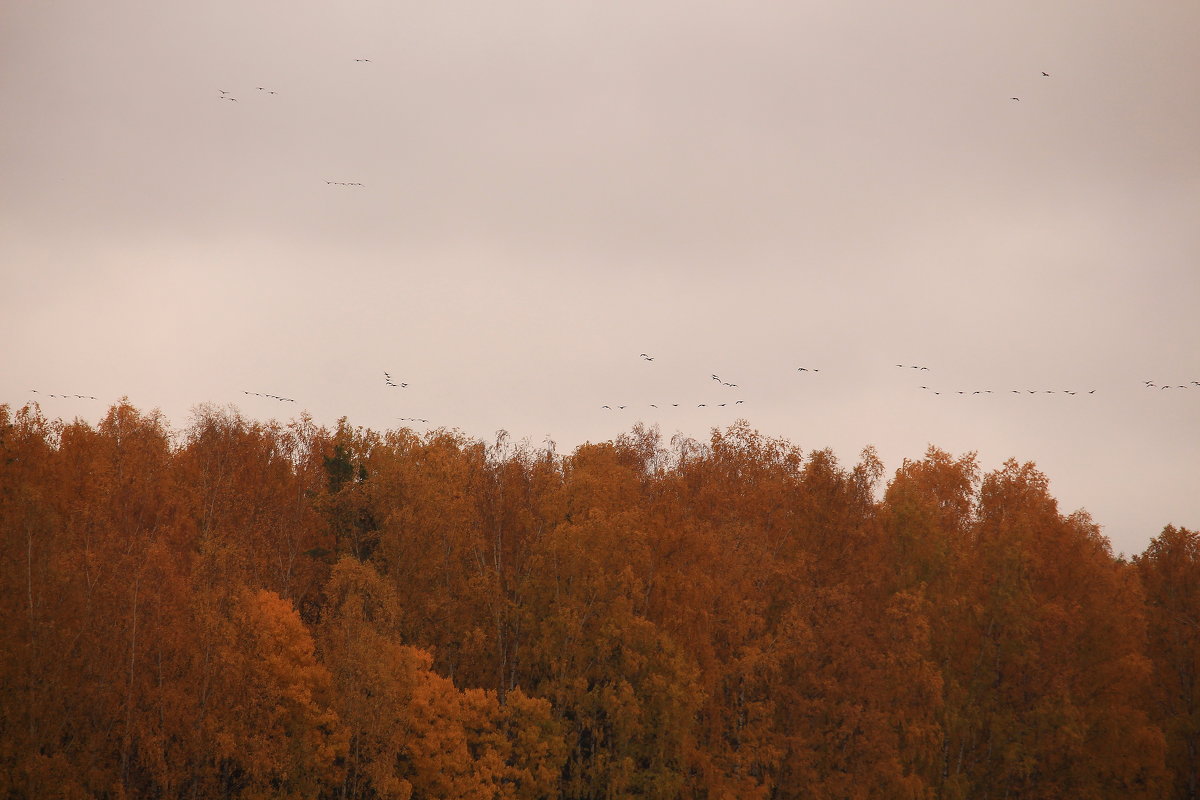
[3,0,1198,555]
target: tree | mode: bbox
[1138,525,1200,799]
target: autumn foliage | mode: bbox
[0,400,1192,798]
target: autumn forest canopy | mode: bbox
[3,400,1199,800]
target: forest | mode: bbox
[1,400,1197,800]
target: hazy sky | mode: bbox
[3,0,1198,555]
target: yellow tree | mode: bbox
[317,556,565,800]
[1137,525,1200,799]
[202,587,346,799]
[951,460,1165,799]
[521,437,702,800]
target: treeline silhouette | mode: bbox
[1,400,1196,799]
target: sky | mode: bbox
[2,0,1198,556]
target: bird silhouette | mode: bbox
[1011,97,1020,101]
[1041,72,1050,76]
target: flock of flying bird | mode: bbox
[595,356,1200,412]
[216,87,278,103]
[24,357,1200,424]
[29,390,98,400]
[217,59,372,187]
[243,391,296,403]
[18,65,1190,429]
[383,372,430,424]
[19,361,1197,435]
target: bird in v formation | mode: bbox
[30,390,98,400]
[244,391,295,402]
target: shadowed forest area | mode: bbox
[2,400,1197,799]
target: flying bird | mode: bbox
[1011,97,1020,101]
[1041,72,1050,76]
